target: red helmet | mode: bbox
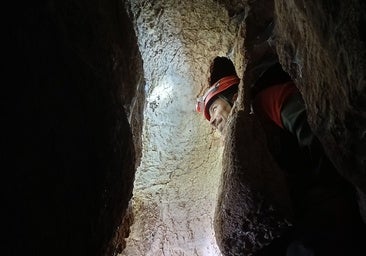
[196,75,240,120]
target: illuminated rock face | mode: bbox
[122,1,241,255]
[7,0,365,255]
[123,0,366,254]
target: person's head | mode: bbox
[196,56,239,134]
[208,96,233,134]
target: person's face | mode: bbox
[209,97,232,134]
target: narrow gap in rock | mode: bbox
[121,1,243,255]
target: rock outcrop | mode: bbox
[5,1,144,255]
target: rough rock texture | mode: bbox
[122,1,237,256]
[4,1,144,255]
[122,0,241,255]
[5,0,366,255]
[275,0,366,221]
[215,0,366,254]
[214,1,294,255]
[215,112,293,255]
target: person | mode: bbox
[196,56,365,255]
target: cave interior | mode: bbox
[5,0,366,255]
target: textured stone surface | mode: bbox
[214,1,294,255]
[122,0,241,255]
[275,0,366,221]
[6,0,366,255]
[215,112,293,255]
[123,0,295,255]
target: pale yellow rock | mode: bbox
[121,0,242,255]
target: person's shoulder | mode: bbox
[250,62,292,98]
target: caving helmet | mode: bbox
[196,75,240,120]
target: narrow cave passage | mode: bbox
[6,0,365,255]
[121,1,244,255]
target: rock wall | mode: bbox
[122,0,241,255]
[275,0,366,221]
[4,1,144,255]
[5,0,365,255]
[214,0,366,255]
[214,1,294,255]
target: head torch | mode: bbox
[196,75,240,120]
